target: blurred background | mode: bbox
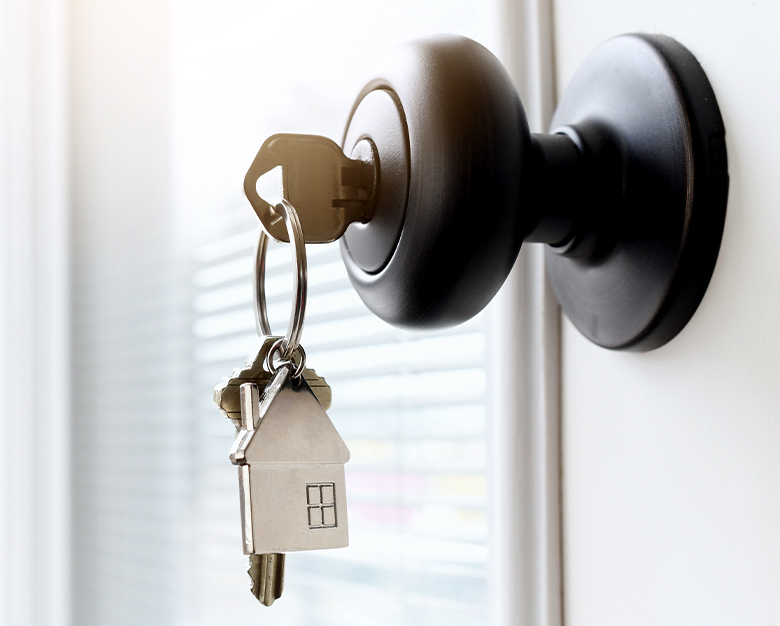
[0,0,516,624]
[73,2,501,624]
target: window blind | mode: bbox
[186,206,489,626]
[70,2,502,624]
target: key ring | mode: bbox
[254,198,307,375]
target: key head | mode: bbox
[244,134,376,243]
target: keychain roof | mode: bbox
[230,364,349,466]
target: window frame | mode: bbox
[0,0,71,624]
[0,0,563,624]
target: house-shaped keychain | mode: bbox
[229,364,350,555]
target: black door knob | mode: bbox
[340,34,728,351]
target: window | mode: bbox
[189,210,490,626]
[70,1,507,625]
[307,483,338,529]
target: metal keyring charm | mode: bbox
[253,198,307,369]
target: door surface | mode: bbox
[553,2,780,624]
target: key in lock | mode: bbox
[244,133,377,243]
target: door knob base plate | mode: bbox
[545,34,728,351]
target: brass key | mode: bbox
[248,553,285,606]
[244,133,376,243]
[213,335,332,432]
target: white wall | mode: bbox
[554,2,780,624]
[69,1,189,624]
[0,0,70,624]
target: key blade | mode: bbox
[248,553,285,606]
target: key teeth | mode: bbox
[248,553,285,606]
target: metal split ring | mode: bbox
[254,199,307,372]
[266,339,306,379]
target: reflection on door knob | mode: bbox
[336,34,728,351]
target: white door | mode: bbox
[552,3,780,624]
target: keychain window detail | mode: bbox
[307,483,338,529]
